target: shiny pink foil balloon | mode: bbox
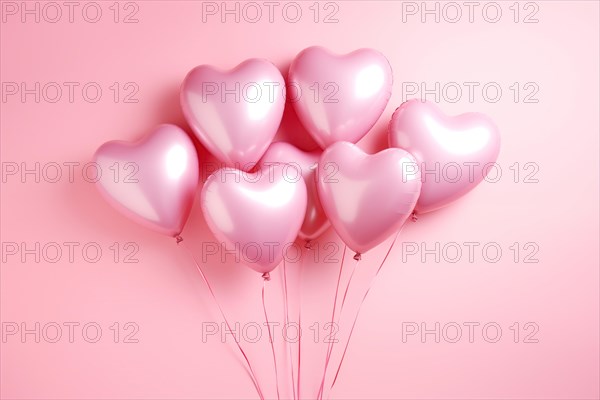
[288,46,393,149]
[181,59,285,171]
[389,100,501,214]
[201,165,307,274]
[259,142,330,242]
[94,124,199,237]
[317,142,421,255]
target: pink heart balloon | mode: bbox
[259,142,330,242]
[181,58,285,171]
[317,142,421,256]
[93,124,199,237]
[201,165,307,274]
[288,46,393,149]
[388,100,501,214]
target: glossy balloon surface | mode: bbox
[289,46,393,149]
[317,142,421,255]
[181,59,285,170]
[94,124,199,237]
[389,100,501,213]
[259,142,330,241]
[201,165,307,273]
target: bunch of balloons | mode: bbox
[93,46,500,399]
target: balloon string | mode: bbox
[282,259,296,400]
[318,252,360,399]
[316,245,348,400]
[338,255,360,324]
[262,278,281,400]
[176,237,264,400]
[297,270,302,400]
[298,242,311,400]
[328,227,404,395]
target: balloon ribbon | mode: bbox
[329,227,404,396]
[262,273,281,400]
[177,236,265,400]
[282,259,297,400]
[317,244,359,399]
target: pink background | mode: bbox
[1,1,599,399]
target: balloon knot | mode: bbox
[353,253,361,261]
[304,240,313,250]
[175,235,183,244]
[262,272,271,281]
[411,211,418,222]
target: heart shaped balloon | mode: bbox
[388,100,501,214]
[181,58,285,171]
[201,165,307,274]
[259,142,330,242]
[288,46,393,149]
[317,142,421,255]
[94,124,199,237]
